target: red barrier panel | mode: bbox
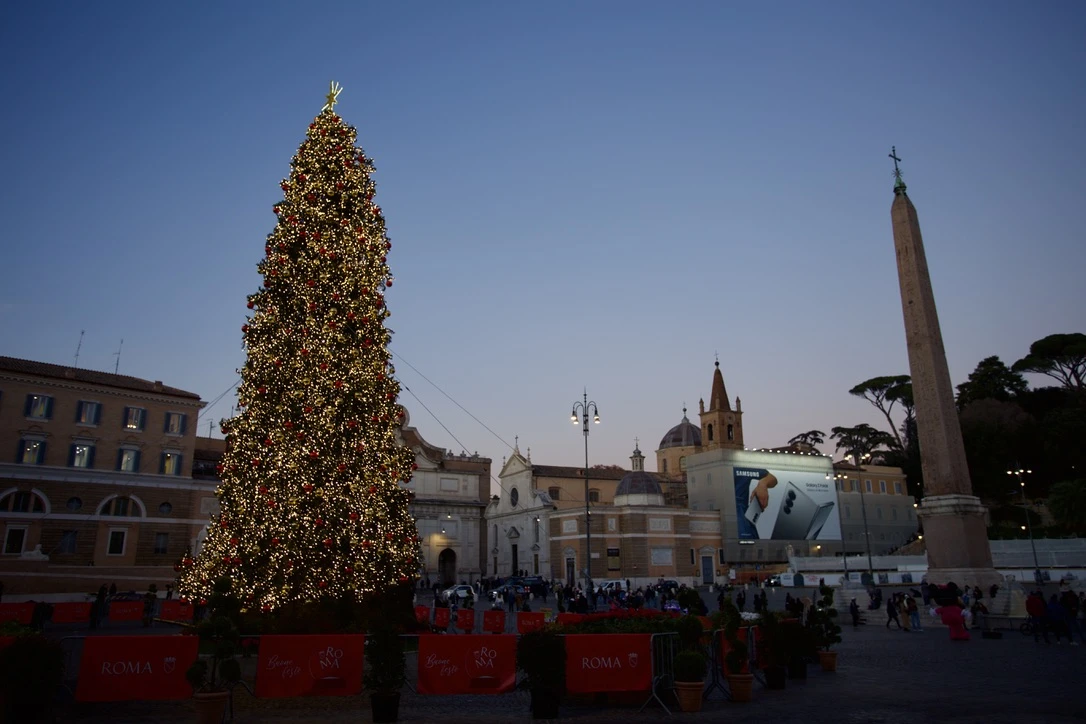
[556,613,584,626]
[75,635,198,701]
[255,634,365,698]
[434,608,450,628]
[159,600,193,622]
[417,634,516,695]
[52,602,92,624]
[517,612,545,633]
[108,601,144,622]
[564,634,652,693]
[0,602,34,624]
[456,608,474,633]
[415,605,431,624]
[483,610,505,633]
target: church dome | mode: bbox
[615,470,662,498]
[659,410,701,450]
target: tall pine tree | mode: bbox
[179,83,420,611]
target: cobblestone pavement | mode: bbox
[58,617,1085,724]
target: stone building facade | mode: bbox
[0,356,212,596]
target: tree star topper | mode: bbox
[323,81,343,112]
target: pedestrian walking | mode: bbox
[849,598,861,628]
[1026,591,1050,644]
[886,596,902,630]
[906,595,922,631]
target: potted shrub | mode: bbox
[675,614,704,651]
[185,614,242,724]
[672,650,707,712]
[758,611,787,689]
[0,634,64,723]
[720,601,752,703]
[516,628,564,719]
[364,625,406,723]
[808,584,842,672]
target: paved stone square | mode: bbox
[60,616,1085,724]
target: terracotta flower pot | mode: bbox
[818,650,838,672]
[674,680,704,712]
[192,690,229,724]
[727,672,754,703]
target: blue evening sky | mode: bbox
[2,1,1083,474]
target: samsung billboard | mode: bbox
[734,467,842,541]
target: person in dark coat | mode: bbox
[886,596,902,629]
[849,598,861,628]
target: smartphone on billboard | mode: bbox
[770,482,832,541]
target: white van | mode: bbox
[598,580,625,593]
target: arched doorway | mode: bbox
[438,548,457,586]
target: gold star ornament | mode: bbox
[323,81,343,112]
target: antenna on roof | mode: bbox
[73,330,85,368]
[112,339,124,374]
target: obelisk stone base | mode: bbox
[919,494,1003,588]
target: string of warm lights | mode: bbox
[178,84,421,611]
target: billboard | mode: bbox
[734,467,841,541]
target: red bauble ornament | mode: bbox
[349,512,359,520]
[346,311,355,321]
[262,605,272,613]
[368,485,377,495]
[355,443,365,452]
[274,358,283,367]
[284,420,293,428]
[328,321,337,330]
[200,598,208,606]
[385,532,394,541]
[371,416,379,423]
[247,301,255,309]
[337,463,346,473]
[300,348,309,356]
[296,432,305,440]
[309,123,316,129]
[306,279,315,287]
[216,463,224,474]
[229,537,239,545]
[315,517,324,526]
[304,406,314,414]
[309,450,319,459]
[347,419,358,428]
[386,240,392,250]
[241,324,249,333]
[308,302,317,311]
[173,564,181,572]
[411,462,419,471]
[220,519,229,528]
[258,386,266,395]
[271,537,280,545]
[363,339,372,348]
[318,580,327,588]
[362,540,372,549]
[387,392,395,400]
[399,575,408,583]
[263,438,273,447]
[319,362,328,371]
[266,500,277,508]
[251,458,261,467]
[259,485,268,494]
[297,173,307,182]
[322,538,333,548]
[222,556,231,563]
[344,565,353,574]
[386,280,393,288]
[232,557,241,564]
[334,380,343,388]
[303,483,313,492]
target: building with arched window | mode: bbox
[0,355,212,596]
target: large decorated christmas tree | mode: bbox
[179,83,420,612]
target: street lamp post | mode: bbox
[1007,467,1042,585]
[826,472,851,582]
[847,453,875,579]
[571,390,600,587]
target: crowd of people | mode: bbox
[1025,588,1085,644]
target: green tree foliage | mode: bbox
[849,376,911,450]
[956,356,1028,409]
[959,400,1036,500]
[788,430,826,450]
[1047,480,1086,534]
[1012,333,1086,394]
[830,424,894,463]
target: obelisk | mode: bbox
[889,148,1000,588]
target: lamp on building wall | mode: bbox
[571,389,600,584]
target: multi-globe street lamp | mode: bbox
[1007,467,1042,585]
[844,453,875,579]
[570,391,600,585]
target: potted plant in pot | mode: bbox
[719,600,752,703]
[808,584,842,672]
[185,614,242,724]
[364,625,406,723]
[0,634,64,723]
[673,650,707,712]
[516,628,564,719]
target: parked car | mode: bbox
[765,575,782,587]
[441,584,475,602]
[488,583,527,602]
[519,576,546,596]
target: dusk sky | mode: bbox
[2,2,1083,476]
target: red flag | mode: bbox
[254,635,365,698]
[482,610,505,633]
[564,634,652,693]
[159,600,193,622]
[516,611,545,633]
[456,608,474,632]
[416,634,516,695]
[108,601,144,622]
[51,602,92,624]
[75,636,198,701]
[0,602,34,625]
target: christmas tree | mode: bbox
[179,82,420,612]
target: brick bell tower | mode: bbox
[698,358,744,451]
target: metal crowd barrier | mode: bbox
[639,631,678,715]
